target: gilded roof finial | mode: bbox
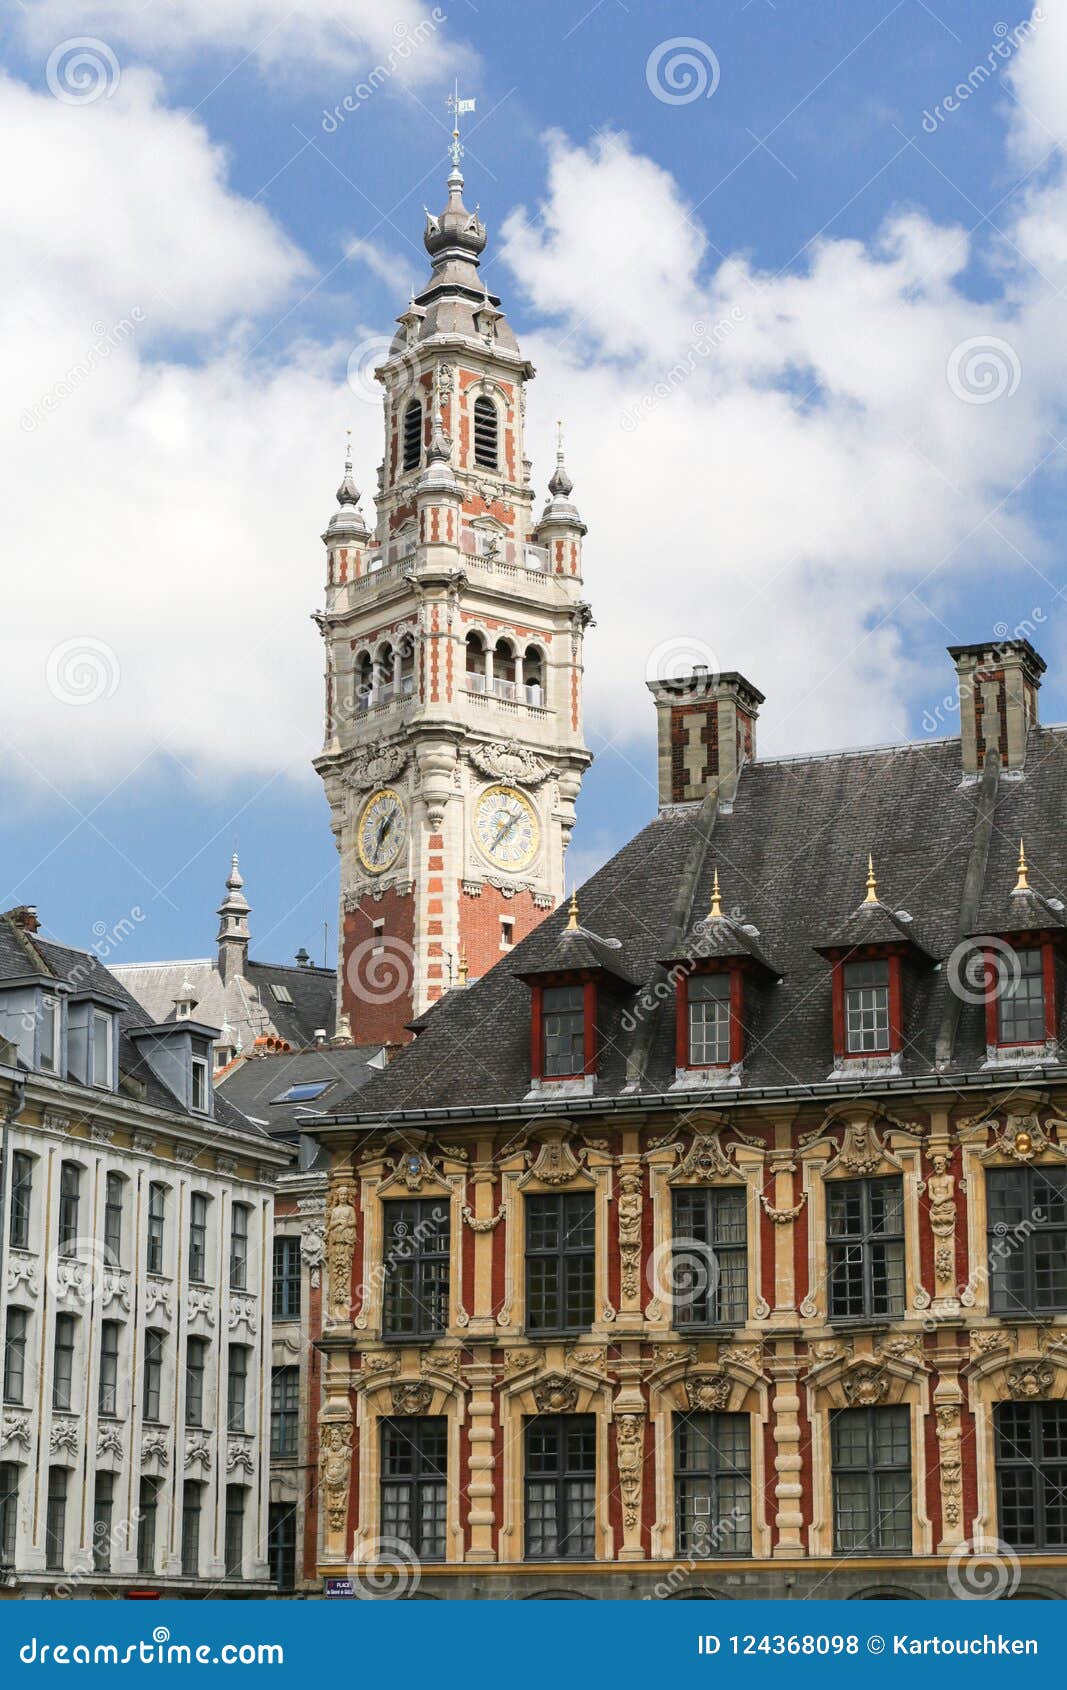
[566,889,580,931]
[708,867,723,920]
[1014,839,1031,894]
[864,853,879,905]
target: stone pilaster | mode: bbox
[465,1352,497,1562]
[768,1353,805,1556]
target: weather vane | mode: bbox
[446,80,476,171]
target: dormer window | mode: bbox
[39,996,59,1072]
[542,985,587,1078]
[191,1054,209,1114]
[995,946,1050,1046]
[687,972,732,1066]
[843,959,891,1054]
[67,994,121,1091]
[402,400,422,471]
[0,978,69,1075]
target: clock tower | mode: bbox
[314,120,593,1047]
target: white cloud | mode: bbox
[18,0,458,83]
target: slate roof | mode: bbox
[112,956,335,1056]
[216,1042,384,1144]
[0,913,270,1140]
[325,727,1067,1121]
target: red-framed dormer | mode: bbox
[815,857,937,1069]
[973,843,1065,1057]
[662,870,782,1079]
[515,892,638,1088]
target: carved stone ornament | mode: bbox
[227,1439,255,1474]
[341,743,411,796]
[383,1147,448,1193]
[842,1364,890,1406]
[325,1182,358,1324]
[467,739,556,789]
[760,1191,807,1225]
[669,1131,745,1183]
[144,1279,172,1320]
[97,1424,124,1459]
[687,1373,733,1413]
[319,1419,354,1531]
[836,1122,891,1176]
[461,1202,506,1232]
[533,1373,580,1413]
[2,1413,31,1451]
[184,1436,212,1470]
[1008,1361,1055,1400]
[141,1431,170,1467]
[524,1135,589,1186]
[187,1288,216,1326]
[391,1381,434,1415]
[615,1413,645,1529]
[228,1296,256,1333]
[300,1219,326,1273]
[102,1270,131,1313]
[617,1169,643,1302]
[979,1110,1067,1164]
[6,1255,38,1298]
[50,1419,80,1456]
[935,1406,963,1528]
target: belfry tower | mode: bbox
[314,112,593,1046]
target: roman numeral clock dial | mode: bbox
[356,788,407,874]
[473,784,540,871]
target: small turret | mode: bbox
[535,422,586,578]
[216,853,251,984]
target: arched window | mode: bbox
[402,400,422,472]
[355,652,373,712]
[493,639,516,699]
[465,633,486,694]
[376,643,394,703]
[473,395,498,469]
[398,636,415,697]
[523,645,543,706]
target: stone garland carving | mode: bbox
[341,744,411,796]
[616,1169,643,1304]
[50,1420,80,1456]
[391,1382,434,1415]
[319,1420,354,1532]
[467,739,557,789]
[615,1414,645,1530]
[141,1431,170,1467]
[532,1374,579,1413]
[935,1406,963,1528]
[102,1270,131,1313]
[227,1439,255,1474]
[6,1256,38,1298]
[461,1203,506,1232]
[97,1424,124,1459]
[363,1351,401,1380]
[760,1191,807,1225]
[144,1280,172,1319]
[325,1182,358,1325]
[1,1414,31,1451]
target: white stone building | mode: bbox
[0,905,291,1597]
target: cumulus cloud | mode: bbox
[18,0,457,82]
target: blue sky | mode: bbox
[2,0,1065,971]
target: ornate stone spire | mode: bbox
[324,430,368,542]
[216,852,251,983]
[539,421,585,532]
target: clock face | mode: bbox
[473,784,540,871]
[356,788,407,874]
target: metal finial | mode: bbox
[708,867,723,920]
[1014,839,1031,894]
[446,81,476,175]
[864,854,879,904]
[566,889,580,931]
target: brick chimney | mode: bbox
[647,669,763,807]
[949,639,1045,776]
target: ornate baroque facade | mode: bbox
[309,636,1067,1598]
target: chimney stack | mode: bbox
[647,670,763,808]
[949,639,1044,777]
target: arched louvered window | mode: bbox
[402,401,422,472]
[473,395,498,470]
[523,646,544,706]
[398,636,415,697]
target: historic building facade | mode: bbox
[313,135,593,1050]
[0,907,290,1597]
[310,636,1067,1599]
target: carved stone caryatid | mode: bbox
[319,1418,354,1538]
[300,1215,326,1287]
[615,1412,645,1546]
[325,1181,358,1326]
[935,1405,963,1534]
[617,1167,643,1310]
[926,1149,958,1297]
